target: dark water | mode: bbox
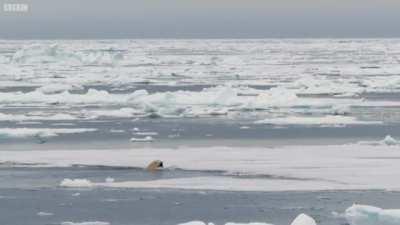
[0,166,399,225]
[1,186,399,225]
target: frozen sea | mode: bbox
[1,39,400,225]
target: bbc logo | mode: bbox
[3,3,29,12]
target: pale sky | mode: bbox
[1,0,400,39]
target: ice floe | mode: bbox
[61,222,110,225]
[0,112,77,121]
[37,211,53,216]
[345,204,400,225]
[105,177,115,183]
[177,213,316,225]
[0,128,96,139]
[6,144,400,191]
[130,136,154,142]
[60,179,94,188]
[290,214,317,225]
[358,135,400,146]
[179,221,272,225]
[254,115,381,126]
[37,84,82,94]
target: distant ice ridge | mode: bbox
[345,204,400,225]
[12,44,123,65]
[0,85,374,120]
[178,213,316,225]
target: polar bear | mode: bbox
[146,160,164,172]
